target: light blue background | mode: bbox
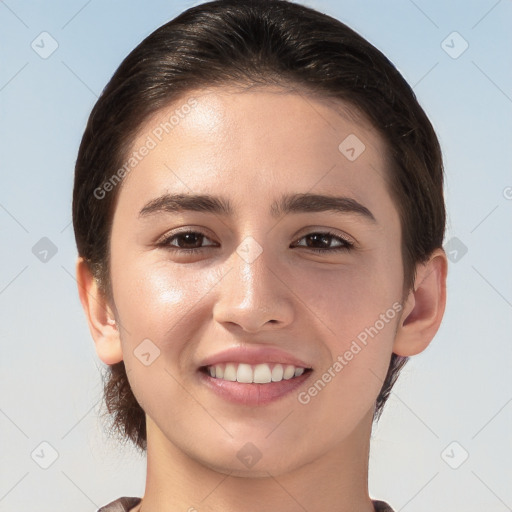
[1,1,511,511]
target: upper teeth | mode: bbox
[207,363,305,383]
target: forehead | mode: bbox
[117,86,396,224]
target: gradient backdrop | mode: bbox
[1,1,511,511]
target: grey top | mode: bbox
[97,496,395,511]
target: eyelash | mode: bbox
[158,229,354,255]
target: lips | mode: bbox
[196,346,313,405]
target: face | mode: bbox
[108,86,405,476]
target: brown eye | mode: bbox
[293,231,354,253]
[160,230,217,253]
[158,229,354,256]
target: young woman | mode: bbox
[72,1,447,510]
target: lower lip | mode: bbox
[197,369,313,406]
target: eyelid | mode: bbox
[157,226,355,244]
[157,226,357,255]
[156,226,217,245]
[292,226,357,247]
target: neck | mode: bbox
[137,408,376,512]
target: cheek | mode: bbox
[111,257,224,350]
[110,261,200,408]
[306,261,402,337]
[112,248,402,341]
[114,265,185,330]
[305,261,402,404]
[298,303,399,429]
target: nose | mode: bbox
[212,238,295,333]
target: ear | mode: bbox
[393,248,448,356]
[75,256,123,365]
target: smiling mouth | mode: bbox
[200,362,312,384]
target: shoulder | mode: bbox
[97,497,142,512]
[372,499,395,512]
[97,496,392,512]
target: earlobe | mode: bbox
[393,248,448,357]
[75,257,123,365]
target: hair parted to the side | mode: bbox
[72,0,445,453]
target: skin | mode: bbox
[77,86,447,512]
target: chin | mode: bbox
[200,455,298,478]
[189,436,313,478]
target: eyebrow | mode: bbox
[138,193,376,222]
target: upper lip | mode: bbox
[198,346,313,369]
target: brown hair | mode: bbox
[72,0,445,453]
